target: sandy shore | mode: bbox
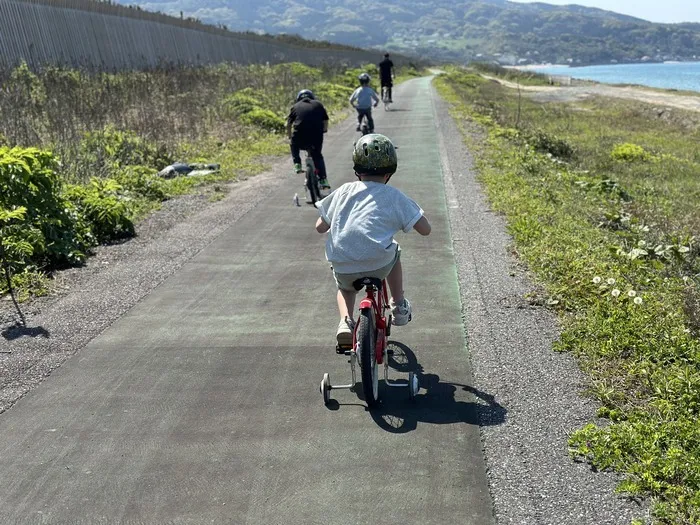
[483,74,700,113]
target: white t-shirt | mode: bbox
[316,181,424,274]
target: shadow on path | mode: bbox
[369,341,507,433]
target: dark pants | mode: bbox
[381,81,392,101]
[356,108,374,132]
[290,139,327,181]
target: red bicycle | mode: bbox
[320,277,419,407]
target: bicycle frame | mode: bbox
[353,281,390,365]
[319,278,419,405]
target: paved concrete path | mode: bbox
[0,77,494,524]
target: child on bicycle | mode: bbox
[314,133,432,347]
[349,73,380,133]
[286,89,331,190]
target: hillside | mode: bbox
[120,0,700,65]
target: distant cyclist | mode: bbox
[349,73,379,133]
[378,52,395,103]
[286,89,330,190]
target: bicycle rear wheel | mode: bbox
[305,159,321,204]
[358,307,379,407]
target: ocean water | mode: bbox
[531,62,700,92]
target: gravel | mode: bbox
[430,83,647,524]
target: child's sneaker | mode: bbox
[336,317,355,348]
[391,298,412,326]
[294,163,303,173]
[319,178,331,189]
[356,125,361,131]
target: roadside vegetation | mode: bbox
[470,63,553,86]
[0,61,422,306]
[436,67,700,524]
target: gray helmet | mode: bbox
[352,134,397,176]
[358,73,370,85]
[296,89,314,102]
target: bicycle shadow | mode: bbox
[368,341,507,433]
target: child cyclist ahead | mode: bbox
[314,134,432,347]
[350,73,380,133]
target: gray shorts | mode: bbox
[333,247,401,292]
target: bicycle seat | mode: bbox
[352,277,383,291]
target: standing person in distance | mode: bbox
[286,89,331,190]
[378,52,395,103]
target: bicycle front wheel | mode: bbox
[358,307,379,407]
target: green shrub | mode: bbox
[527,130,575,159]
[64,178,134,243]
[611,143,652,162]
[0,206,33,285]
[223,88,265,117]
[76,127,174,178]
[271,62,323,82]
[446,70,487,89]
[115,165,167,201]
[312,82,354,110]
[0,146,90,268]
[239,109,285,133]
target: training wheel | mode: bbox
[321,373,332,404]
[408,372,419,400]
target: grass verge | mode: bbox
[435,67,700,525]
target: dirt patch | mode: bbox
[485,75,700,115]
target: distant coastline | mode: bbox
[511,61,700,93]
[515,60,699,70]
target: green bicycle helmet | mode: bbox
[352,133,397,176]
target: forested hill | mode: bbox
[122,0,700,65]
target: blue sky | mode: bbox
[509,0,700,24]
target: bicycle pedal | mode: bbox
[336,345,351,355]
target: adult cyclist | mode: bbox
[378,52,395,103]
[286,89,330,190]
